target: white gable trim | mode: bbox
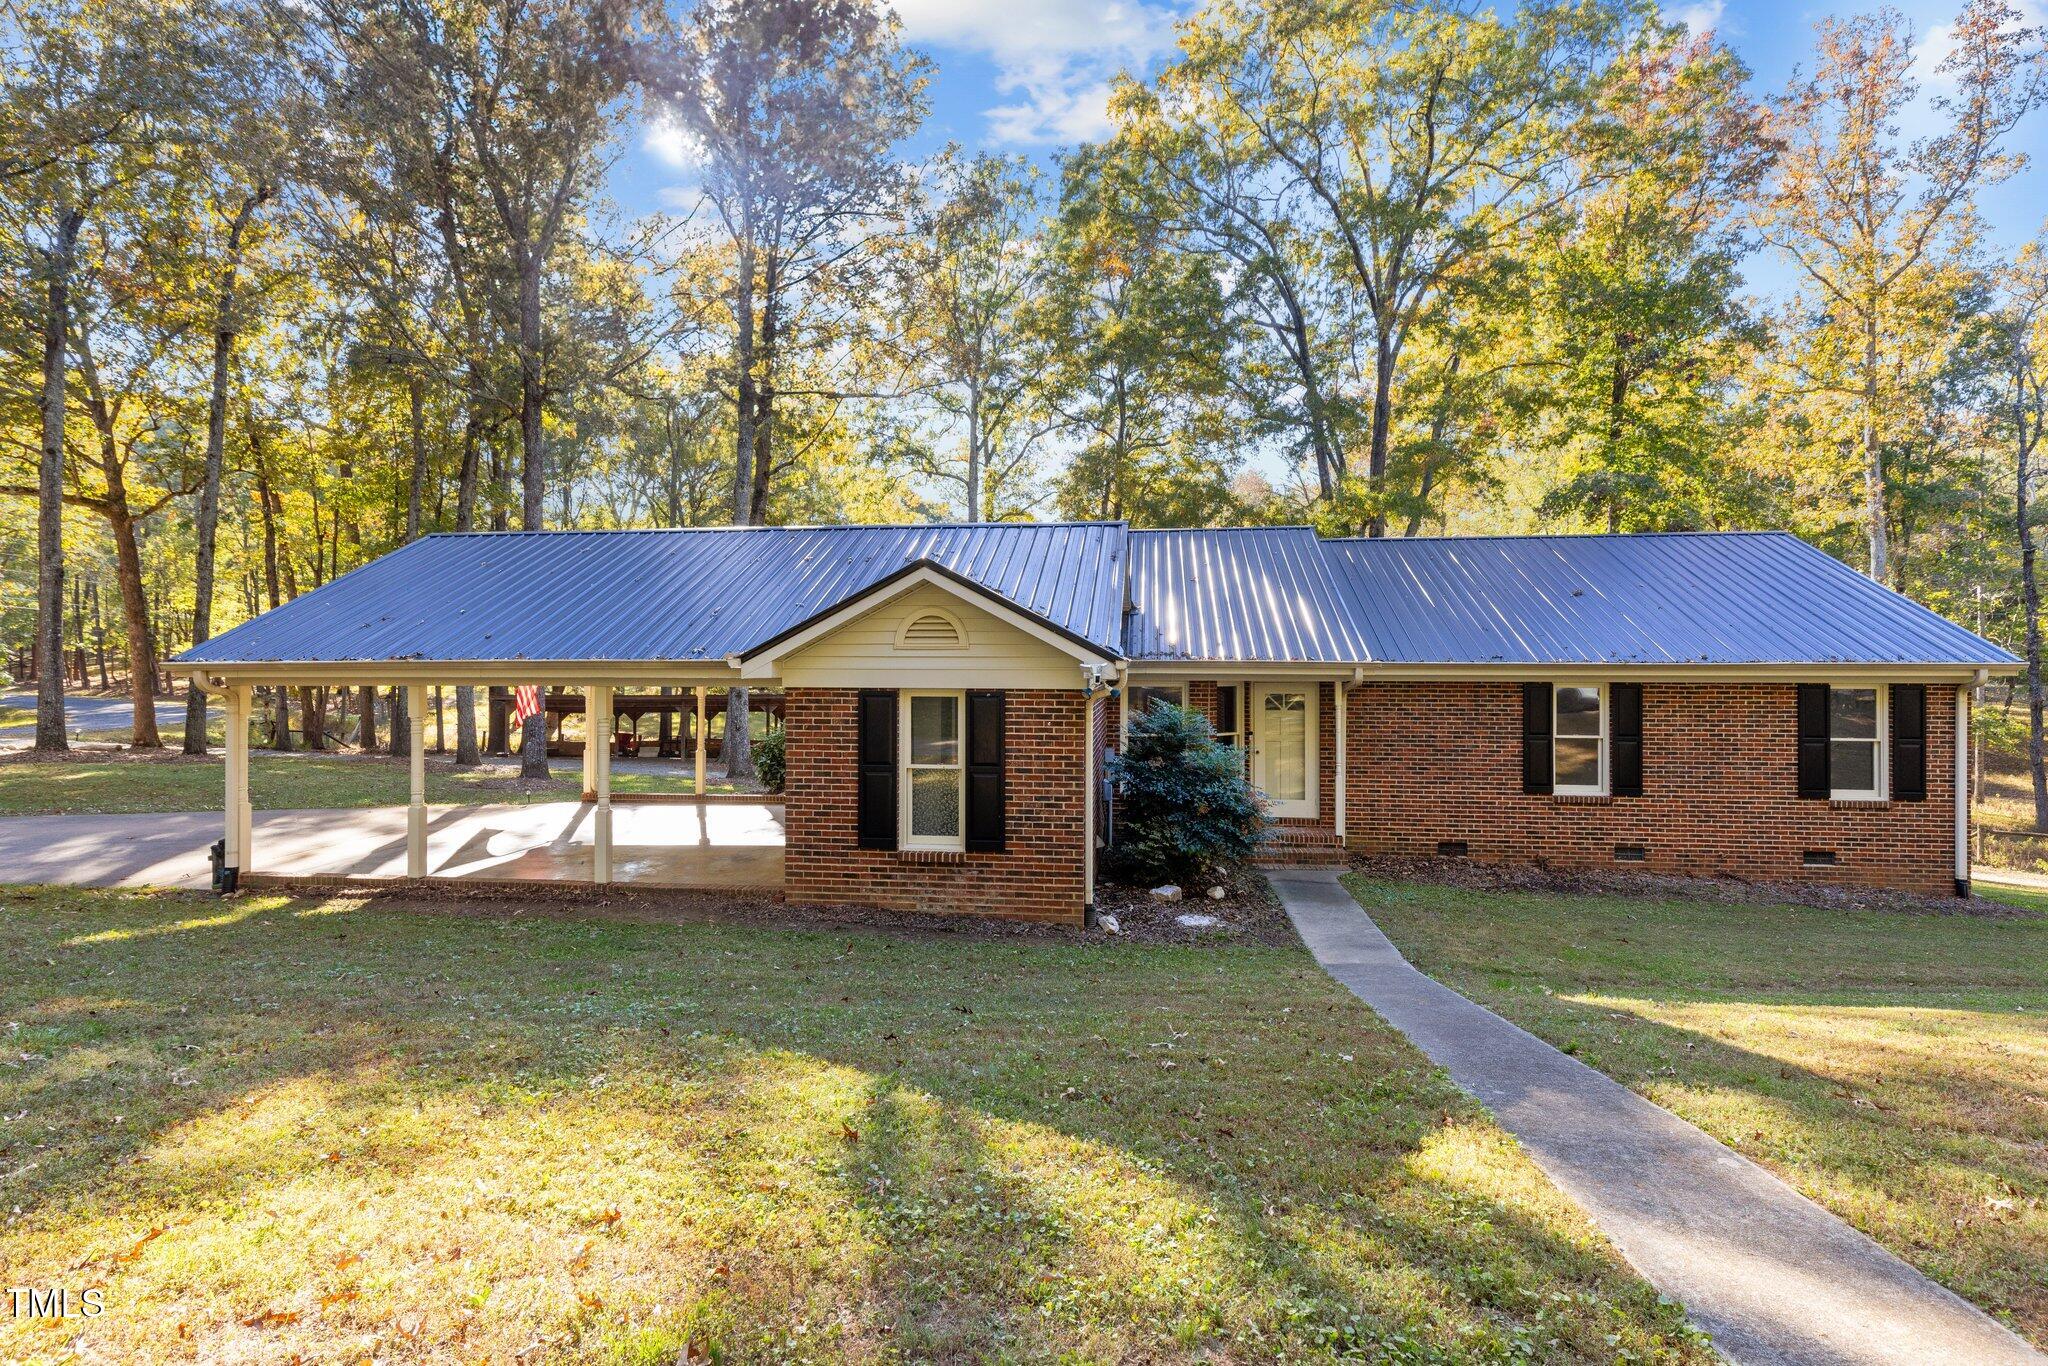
[736,565,1117,680]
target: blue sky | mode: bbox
[609,0,2048,304]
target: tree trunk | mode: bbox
[515,246,548,780]
[454,410,482,766]
[359,684,377,750]
[1863,311,1890,583]
[105,503,162,748]
[390,686,409,758]
[186,191,264,755]
[2019,374,2047,828]
[33,208,84,752]
[1365,326,1396,538]
[301,686,324,750]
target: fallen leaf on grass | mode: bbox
[113,1225,167,1264]
[241,1308,302,1329]
[332,1251,361,1272]
[577,1291,603,1311]
[839,1121,859,1144]
[320,1289,359,1310]
[566,1239,592,1273]
[584,1207,622,1228]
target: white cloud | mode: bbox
[1671,0,1726,37]
[890,0,1186,146]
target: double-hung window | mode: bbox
[901,691,965,850]
[1553,683,1606,795]
[1829,685,1886,800]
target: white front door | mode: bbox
[1250,684,1316,818]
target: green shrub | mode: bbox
[1108,700,1265,883]
[755,728,785,792]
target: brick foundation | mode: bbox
[783,687,1089,923]
[1344,680,1962,896]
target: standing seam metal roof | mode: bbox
[181,523,1129,664]
[1315,531,2016,666]
[1122,527,1371,663]
[178,521,2015,670]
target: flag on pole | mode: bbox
[511,683,542,732]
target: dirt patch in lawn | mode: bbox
[233,864,1300,947]
[1348,852,2040,918]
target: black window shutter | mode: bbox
[1611,682,1643,797]
[965,690,1006,852]
[1522,682,1554,795]
[856,690,898,849]
[1797,683,1830,800]
[1892,684,1927,801]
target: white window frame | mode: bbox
[1553,681,1608,797]
[899,689,966,851]
[1828,683,1888,802]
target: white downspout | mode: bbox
[1955,683,1969,896]
[1083,664,1106,923]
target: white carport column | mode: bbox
[224,684,252,875]
[694,685,708,796]
[593,685,614,883]
[406,684,427,878]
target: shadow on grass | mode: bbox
[1348,876,2048,1347]
[0,887,1707,1362]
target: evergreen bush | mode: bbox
[1108,700,1265,883]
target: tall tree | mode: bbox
[1162,0,1626,533]
[657,0,926,778]
[1040,142,1242,527]
[0,0,195,749]
[311,0,648,776]
[1532,25,1771,531]
[1756,0,2047,582]
[889,152,1049,520]
[2000,231,2048,825]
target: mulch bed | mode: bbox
[1345,853,2042,918]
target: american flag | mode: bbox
[511,683,542,731]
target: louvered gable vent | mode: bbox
[897,610,964,649]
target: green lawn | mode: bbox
[0,753,742,815]
[1350,875,2048,1348]
[0,885,1708,1363]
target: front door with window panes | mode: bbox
[1250,685,1315,817]
[901,692,964,849]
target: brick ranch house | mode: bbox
[179,522,2016,922]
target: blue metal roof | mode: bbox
[1318,532,2016,666]
[179,520,2012,671]
[1124,527,1370,663]
[182,523,1129,664]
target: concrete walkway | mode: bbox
[0,802,784,892]
[1268,868,2043,1366]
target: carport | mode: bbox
[188,665,784,892]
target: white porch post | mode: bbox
[224,684,251,875]
[406,683,427,878]
[581,693,596,799]
[594,684,614,883]
[1956,683,1970,895]
[1334,677,1349,844]
[694,685,707,796]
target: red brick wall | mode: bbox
[1344,680,1962,895]
[783,687,1089,923]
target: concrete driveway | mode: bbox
[0,801,784,891]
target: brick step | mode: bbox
[1252,828,1348,866]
